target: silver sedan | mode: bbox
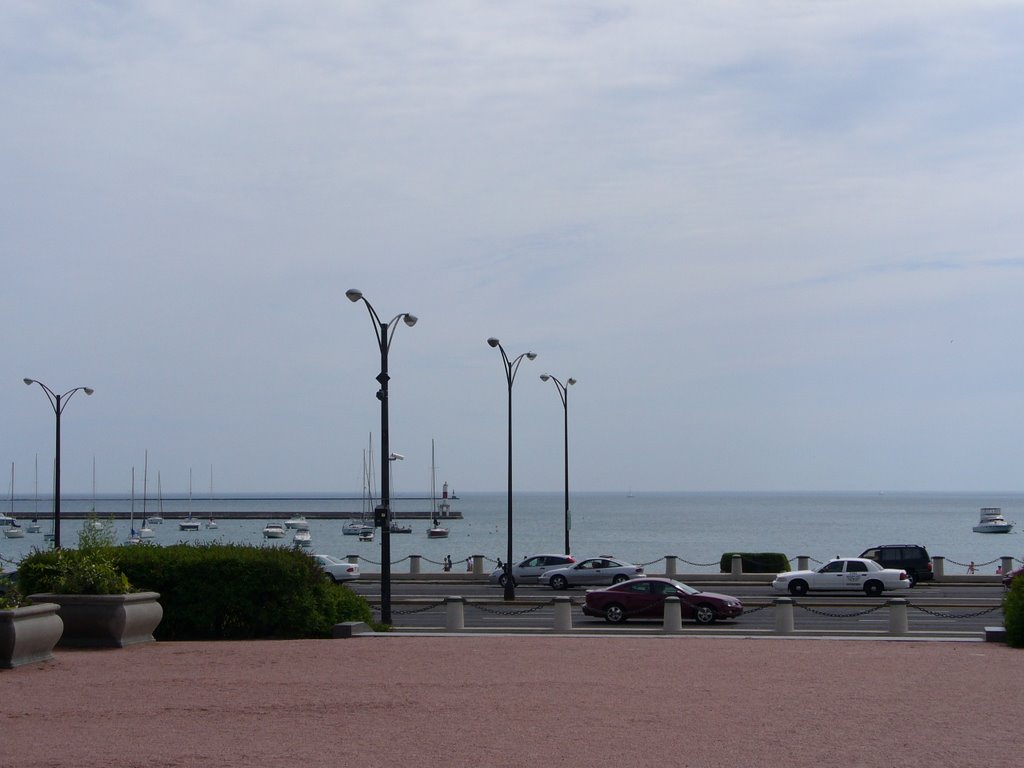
[539,557,644,590]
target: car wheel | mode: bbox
[864,580,884,597]
[788,580,808,597]
[498,574,517,588]
[694,604,716,624]
[907,572,918,588]
[612,574,628,584]
[604,603,627,623]
[550,575,568,590]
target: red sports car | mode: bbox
[582,577,743,624]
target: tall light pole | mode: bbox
[346,289,417,625]
[487,337,537,600]
[23,378,95,549]
[540,374,576,555]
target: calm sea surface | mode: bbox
[2,491,1022,574]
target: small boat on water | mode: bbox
[358,528,375,542]
[206,517,218,530]
[344,521,374,536]
[4,465,25,538]
[973,507,1014,534]
[284,515,309,530]
[179,517,201,531]
[389,521,412,534]
[293,529,312,547]
[427,519,449,539]
[263,523,286,539]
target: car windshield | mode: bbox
[668,580,700,595]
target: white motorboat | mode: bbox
[389,521,412,534]
[293,529,312,547]
[343,521,373,536]
[0,513,16,528]
[973,507,1014,534]
[262,523,287,539]
[284,515,309,530]
[206,517,218,530]
[358,528,375,542]
[179,517,201,531]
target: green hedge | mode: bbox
[20,543,372,640]
[719,552,790,574]
[1005,574,1024,648]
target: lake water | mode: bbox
[2,491,1022,574]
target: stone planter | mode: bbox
[27,592,162,649]
[0,602,64,668]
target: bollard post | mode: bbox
[553,596,573,632]
[662,596,682,633]
[888,598,908,635]
[932,556,944,580]
[731,553,743,578]
[472,554,485,576]
[774,597,794,634]
[1002,556,1015,577]
[445,596,465,631]
[664,555,677,578]
[409,555,421,575]
[346,555,359,565]
[797,555,809,570]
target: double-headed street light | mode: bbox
[346,289,417,625]
[487,337,537,601]
[23,378,95,549]
[540,374,576,555]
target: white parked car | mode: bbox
[539,557,644,590]
[771,557,910,597]
[313,554,360,583]
[488,554,577,587]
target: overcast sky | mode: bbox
[3,1,1024,495]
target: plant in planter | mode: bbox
[19,523,163,649]
[0,584,64,669]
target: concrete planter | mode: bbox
[27,592,162,648]
[0,602,64,668]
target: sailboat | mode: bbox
[3,463,26,538]
[143,451,162,525]
[137,451,154,539]
[205,466,218,529]
[179,468,200,531]
[345,443,375,536]
[27,455,42,533]
[127,467,143,544]
[426,441,449,539]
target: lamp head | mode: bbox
[403,314,418,327]
[487,337,500,348]
[84,388,95,396]
[23,378,34,386]
[567,378,577,386]
[539,374,550,382]
[389,452,405,461]
[345,289,363,303]
[526,352,537,360]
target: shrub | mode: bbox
[1005,575,1024,648]
[18,548,132,595]
[719,552,790,574]
[112,543,372,640]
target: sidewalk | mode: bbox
[3,634,1021,768]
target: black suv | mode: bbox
[858,545,933,586]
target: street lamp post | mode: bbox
[540,374,576,555]
[487,337,537,601]
[346,289,417,625]
[23,378,95,549]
